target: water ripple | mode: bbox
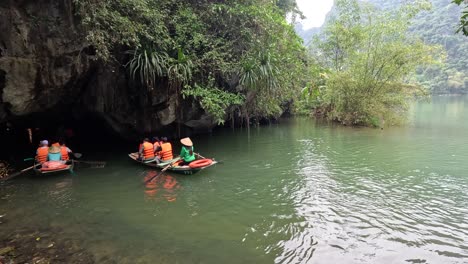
[270,136,468,264]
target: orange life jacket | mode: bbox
[60,145,70,161]
[142,142,155,159]
[160,142,173,161]
[36,146,49,163]
[52,142,60,147]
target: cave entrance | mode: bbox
[0,110,127,162]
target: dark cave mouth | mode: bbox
[0,109,127,160]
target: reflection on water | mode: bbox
[273,139,330,264]
[144,171,180,202]
[1,95,468,263]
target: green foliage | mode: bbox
[368,0,468,94]
[298,0,467,95]
[182,77,244,125]
[167,49,193,91]
[295,64,328,114]
[125,48,167,90]
[239,51,279,91]
[407,0,467,94]
[310,0,439,126]
[453,0,468,35]
[301,74,327,102]
[74,0,307,125]
[73,0,170,60]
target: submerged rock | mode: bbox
[0,246,14,255]
[0,225,94,263]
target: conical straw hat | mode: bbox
[49,145,61,154]
[180,137,193,147]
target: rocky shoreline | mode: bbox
[0,161,12,180]
[0,223,95,264]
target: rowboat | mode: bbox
[128,152,217,175]
[34,160,74,175]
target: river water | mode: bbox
[1,96,467,263]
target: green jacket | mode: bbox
[180,146,195,162]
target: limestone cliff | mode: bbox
[0,0,213,138]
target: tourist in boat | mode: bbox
[47,144,62,162]
[160,137,173,161]
[153,137,162,148]
[179,137,195,166]
[139,138,155,161]
[36,140,49,164]
[59,140,73,162]
[153,136,162,155]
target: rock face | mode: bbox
[0,0,214,139]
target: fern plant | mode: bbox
[125,48,168,90]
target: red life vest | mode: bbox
[36,146,49,163]
[61,145,70,160]
[160,142,173,161]
[142,142,155,159]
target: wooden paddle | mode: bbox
[144,158,180,184]
[73,160,106,168]
[70,153,105,168]
[195,152,207,159]
[1,164,39,181]
[144,164,171,184]
[195,152,222,164]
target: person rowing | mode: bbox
[59,139,73,162]
[47,144,62,162]
[178,137,195,166]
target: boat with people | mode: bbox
[33,139,75,175]
[128,152,217,175]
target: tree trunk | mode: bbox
[231,112,235,129]
[245,112,250,133]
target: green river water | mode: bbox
[1,96,468,263]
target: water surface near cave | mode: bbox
[1,96,468,263]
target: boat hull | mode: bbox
[34,161,74,175]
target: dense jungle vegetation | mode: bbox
[370,0,468,94]
[300,0,440,126]
[73,0,307,126]
[299,0,468,96]
[72,0,465,128]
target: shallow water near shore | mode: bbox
[1,95,468,263]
